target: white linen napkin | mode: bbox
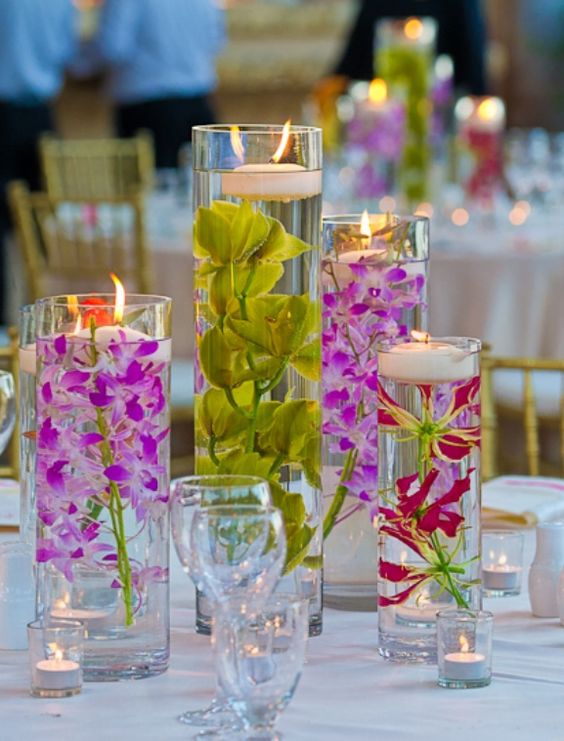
[483,476,564,529]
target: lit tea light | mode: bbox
[337,210,388,264]
[378,332,476,384]
[35,646,81,692]
[482,553,521,591]
[443,634,487,681]
[221,121,322,201]
[451,208,470,227]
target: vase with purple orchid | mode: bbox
[35,289,172,680]
[322,214,428,610]
[376,336,482,663]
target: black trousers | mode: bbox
[116,95,216,170]
[0,101,53,321]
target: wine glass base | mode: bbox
[177,701,239,729]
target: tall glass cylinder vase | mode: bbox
[322,214,429,610]
[192,124,323,636]
[377,336,482,663]
[19,305,37,548]
[376,17,437,207]
[35,293,171,680]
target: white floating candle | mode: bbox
[19,344,37,376]
[378,336,476,384]
[50,606,111,629]
[73,325,171,362]
[36,655,81,691]
[221,163,321,201]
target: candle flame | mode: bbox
[110,273,125,324]
[271,120,292,164]
[54,649,63,661]
[411,330,430,343]
[69,296,82,334]
[360,209,372,240]
[368,78,387,104]
[459,635,469,653]
[404,18,423,40]
[498,554,507,566]
[477,98,500,122]
[230,125,245,163]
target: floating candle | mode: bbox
[378,333,477,383]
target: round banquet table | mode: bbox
[1,530,564,740]
[428,214,564,359]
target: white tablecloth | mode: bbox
[1,531,564,740]
[429,220,564,359]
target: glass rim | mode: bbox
[377,336,482,353]
[195,504,281,518]
[193,123,322,136]
[322,213,429,226]
[483,529,525,538]
[436,609,494,623]
[35,293,172,310]
[27,618,85,632]
[173,474,269,490]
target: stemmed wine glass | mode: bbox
[215,594,309,740]
[170,476,284,730]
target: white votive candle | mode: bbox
[378,339,476,383]
[221,163,321,201]
[482,565,521,591]
[36,657,81,691]
[443,651,487,681]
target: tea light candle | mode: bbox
[36,651,81,691]
[482,563,521,591]
[378,335,476,383]
[443,644,487,681]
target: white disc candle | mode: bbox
[443,649,487,681]
[482,565,521,591]
[378,336,479,384]
[35,655,81,691]
[221,163,321,201]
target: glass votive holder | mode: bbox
[27,619,84,698]
[437,609,493,689]
[482,530,524,596]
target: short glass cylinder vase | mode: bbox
[19,304,37,548]
[377,336,482,663]
[376,17,437,206]
[34,293,172,680]
[437,609,493,689]
[322,214,429,611]
[192,124,323,636]
[28,618,85,698]
[482,530,524,597]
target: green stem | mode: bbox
[259,357,289,394]
[268,452,285,477]
[323,448,358,540]
[224,387,253,419]
[430,531,468,608]
[245,384,261,453]
[208,434,220,467]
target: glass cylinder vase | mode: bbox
[377,336,482,663]
[322,214,429,610]
[376,17,437,207]
[192,124,323,636]
[19,304,37,548]
[35,293,172,680]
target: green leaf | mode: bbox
[284,524,316,574]
[290,339,321,381]
[301,432,322,489]
[194,455,219,475]
[199,326,235,388]
[232,357,282,386]
[259,399,319,460]
[245,262,284,297]
[211,200,239,223]
[230,200,270,262]
[217,451,274,480]
[194,206,232,264]
[196,389,249,442]
[258,217,313,261]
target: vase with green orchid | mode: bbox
[192,124,323,635]
[376,336,482,663]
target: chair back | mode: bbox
[8,181,152,301]
[482,355,564,479]
[39,132,155,201]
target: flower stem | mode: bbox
[323,448,358,540]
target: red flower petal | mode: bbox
[378,577,427,606]
[398,468,440,518]
[418,508,464,538]
[379,559,422,583]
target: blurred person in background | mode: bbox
[335,0,487,93]
[0,0,78,321]
[95,0,226,170]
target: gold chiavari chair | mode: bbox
[482,355,564,479]
[39,132,155,201]
[7,181,152,300]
